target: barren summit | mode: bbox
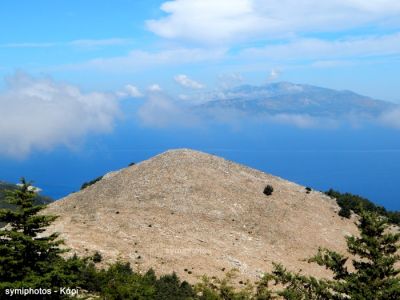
[44,149,357,281]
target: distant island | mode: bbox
[197,82,397,118]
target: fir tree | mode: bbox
[0,179,70,297]
[265,211,400,300]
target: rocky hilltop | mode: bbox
[44,149,357,281]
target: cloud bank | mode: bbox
[73,48,226,72]
[137,91,198,128]
[174,74,204,89]
[0,72,120,157]
[379,108,400,129]
[0,38,132,49]
[117,84,143,98]
[147,0,400,44]
[241,33,400,61]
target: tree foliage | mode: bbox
[263,185,274,196]
[0,178,77,299]
[0,180,52,228]
[80,176,103,190]
[325,189,400,225]
[194,269,271,300]
[265,211,400,299]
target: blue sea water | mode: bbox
[0,119,399,210]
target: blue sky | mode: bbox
[1,0,400,158]
[1,0,400,99]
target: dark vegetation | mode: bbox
[80,176,103,190]
[92,251,102,263]
[77,263,196,300]
[0,180,52,227]
[80,162,135,191]
[263,185,274,196]
[263,210,400,299]
[325,189,400,225]
[1,180,399,299]
[0,181,52,209]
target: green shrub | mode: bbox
[92,251,102,263]
[195,270,266,300]
[263,185,274,196]
[154,273,194,300]
[338,206,351,218]
[325,189,400,225]
[80,176,103,190]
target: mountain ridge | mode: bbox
[198,82,397,118]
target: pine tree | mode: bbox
[342,212,400,299]
[265,211,400,299]
[0,179,69,296]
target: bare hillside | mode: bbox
[44,149,358,282]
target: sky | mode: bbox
[1,0,400,96]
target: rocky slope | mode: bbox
[44,149,358,282]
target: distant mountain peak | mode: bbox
[199,82,397,118]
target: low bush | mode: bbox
[92,251,102,263]
[263,185,274,196]
[80,176,103,190]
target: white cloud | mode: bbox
[178,94,190,100]
[71,48,226,72]
[217,73,244,89]
[69,38,132,48]
[240,33,400,61]
[0,42,57,48]
[148,84,162,92]
[147,0,264,44]
[310,60,352,68]
[174,74,204,89]
[267,114,318,128]
[125,84,143,97]
[147,0,400,44]
[147,0,268,44]
[267,68,281,81]
[0,38,132,49]
[137,92,198,127]
[0,72,120,158]
[379,108,400,129]
[117,84,143,98]
[54,28,399,76]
